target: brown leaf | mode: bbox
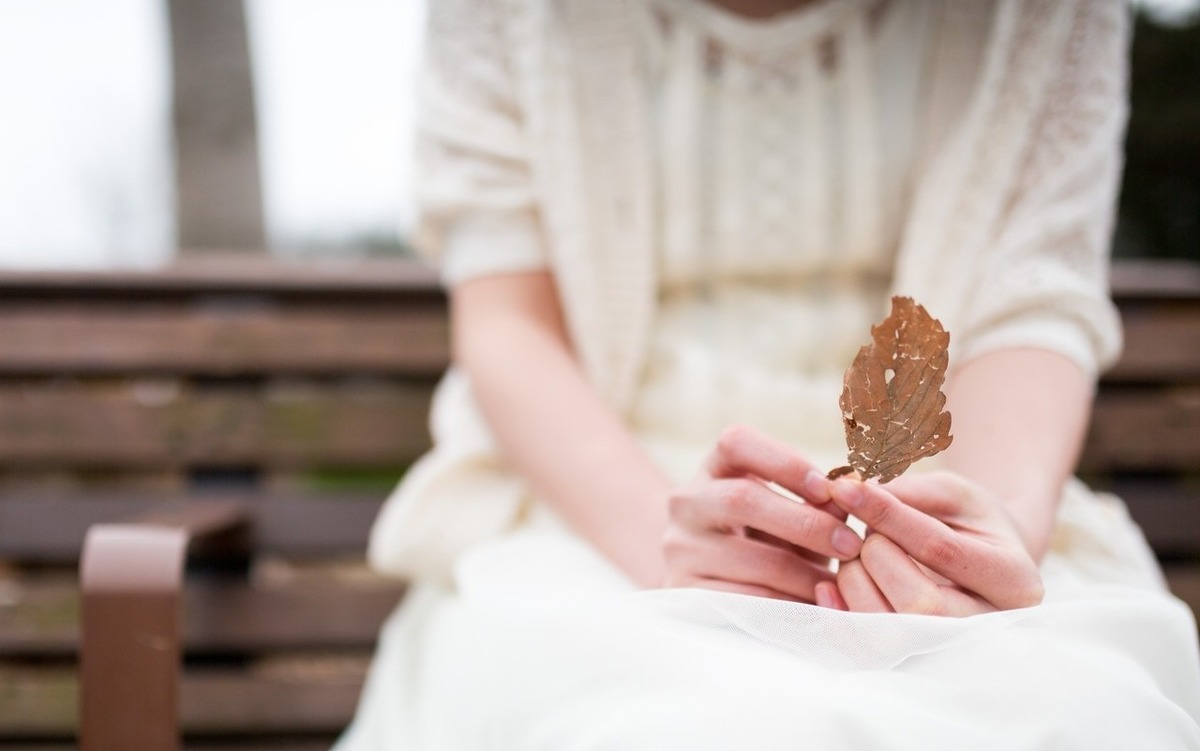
[827,296,953,483]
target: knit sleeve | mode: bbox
[411,0,547,286]
[956,1,1129,380]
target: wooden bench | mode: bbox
[0,257,1196,749]
[1080,259,1200,616]
[0,258,447,750]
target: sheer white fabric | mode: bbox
[339,480,1200,749]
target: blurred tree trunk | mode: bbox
[168,0,265,253]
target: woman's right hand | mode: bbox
[662,425,864,601]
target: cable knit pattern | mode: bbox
[626,0,932,456]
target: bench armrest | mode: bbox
[79,501,250,751]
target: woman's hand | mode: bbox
[819,472,1044,616]
[662,425,864,602]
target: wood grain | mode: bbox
[0,304,449,376]
[1106,302,1200,382]
[0,574,404,656]
[0,493,388,562]
[0,382,433,468]
[1084,387,1200,471]
[0,660,366,738]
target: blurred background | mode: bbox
[0,0,1196,269]
[0,0,425,268]
[0,4,1197,748]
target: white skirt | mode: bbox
[335,478,1200,750]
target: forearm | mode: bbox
[941,348,1093,560]
[452,272,671,587]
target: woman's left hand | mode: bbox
[818,472,1044,616]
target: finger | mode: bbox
[814,581,848,611]
[859,534,988,617]
[836,559,893,613]
[745,527,830,566]
[831,479,983,582]
[704,425,831,505]
[833,481,1042,609]
[683,478,863,560]
[668,531,835,603]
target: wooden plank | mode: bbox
[6,742,338,751]
[1110,259,1200,299]
[0,575,403,657]
[0,304,449,376]
[0,256,441,297]
[0,666,75,738]
[177,739,340,743]
[0,382,433,469]
[0,255,1183,300]
[1106,302,1200,382]
[0,493,388,563]
[1100,479,1200,559]
[183,660,366,734]
[1165,565,1200,626]
[1082,387,1200,471]
[177,739,338,743]
[0,660,365,738]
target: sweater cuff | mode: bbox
[955,311,1112,383]
[439,209,549,287]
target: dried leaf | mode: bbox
[827,296,953,483]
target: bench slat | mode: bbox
[1084,387,1200,471]
[0,304,449,376]
[7,739,336,743]
[0,494,388,562]
[1106,302,1200,381]
[1099,480,1200,559]
[0,661,365,738]
[0,575,403,656]
[5,739,333,743]
[0,383,432,468]
[1110,259,1200,299]
[0,256,441,296]
[1164,565,1200,625]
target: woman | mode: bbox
[337,0,1200,747]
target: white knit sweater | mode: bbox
[371,0,1130,582]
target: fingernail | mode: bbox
[832,527,862,558]
[804,470,830,502]
[832,480,864,510]
[814,584,831,609]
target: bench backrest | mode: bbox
[0,258,446,747]
[1085,260,1200,558]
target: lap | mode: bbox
[335,484,1200,750]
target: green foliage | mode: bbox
[1117,11,1200,261]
